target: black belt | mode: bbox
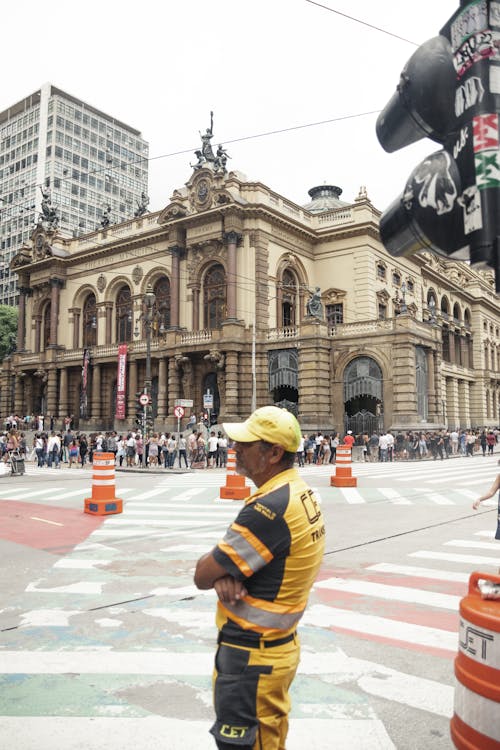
[217,631,296,649]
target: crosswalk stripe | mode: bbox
[409,550,500,565]
[303,605,457,651]
[338,488,366,504]
[0,717,396,750]
[102,518,228,527]
[314,577,460,609]
[119,509,236,518]
[377,488,411,504]
[427,493,455,505]
[445,539,500,551]
[366,563,470,583]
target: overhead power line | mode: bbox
[304,0,419,46]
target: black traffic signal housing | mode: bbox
[376,2,500,292]
[203,411,209,427]
[210,412,218,426]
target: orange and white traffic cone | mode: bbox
[84,452,123,515]
[330,444,357,487]
[451,572,500,749]
[220,448,251,500]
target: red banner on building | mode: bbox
[116,344,127,420]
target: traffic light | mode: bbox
[135,392,144,427]
[210,413,218,426]
[203,411,209,427]
[376,3,500,292]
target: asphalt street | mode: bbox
[0,453,499,749]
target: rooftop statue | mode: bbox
[192,113,230,174]
[39,185,59,228]
[134,192,150,218]
[200,111,216,163]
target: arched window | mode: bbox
[116,285,132,343]
[453,302,461,323]
[153,277,171,336]
[204,264,226,329]
[82,293,97,347]
[42,302,51,350]
[281,269,298,327]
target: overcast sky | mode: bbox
[4,0,459,214]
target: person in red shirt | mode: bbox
[343,430,355,448]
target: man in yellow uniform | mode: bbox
[194,406,325,750]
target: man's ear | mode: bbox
[269,444,285,464]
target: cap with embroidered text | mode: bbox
[223,406,301,453]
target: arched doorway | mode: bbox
[343,356,383,434]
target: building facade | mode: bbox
[0,83,149,305]
[2,156,500,434]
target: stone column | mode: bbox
[17,287,31,352]
[192,286,200,331]
[224,350,239,419]
[426,349,438,421]
[157,356,168,420]
[91,363,101,421]
[105,303,113,345]
[49,278,63,347]
[34,315,42,353]
[168,356,181,416]
[58,367,69,420]
[47,368,58,417]
[169,245,185,329]
[224,231,242,321]
[458,379,470,427]
[127,359,138,419]
[14,374,24,416]
[70,309,81,350]
[297,317,332,429]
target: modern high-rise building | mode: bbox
[0,83,149,305]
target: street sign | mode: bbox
[174,405,185,418]
[203,393,213,409]
[139,393,150,406]
[175,399,194,407]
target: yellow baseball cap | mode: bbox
[223,406,301,452]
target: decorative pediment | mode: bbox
[376,289,390,303]
[323,287,347,304]
[158,201,188,223]
[10,247,32,269]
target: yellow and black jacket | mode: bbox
[213,467,325,642]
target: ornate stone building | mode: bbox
[2,154,500,434]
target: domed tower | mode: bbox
[303,184,348,213]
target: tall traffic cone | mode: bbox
[451,571,500,749]
[330,444,357,487]
[220,449,251,500]
[84,452,123,515]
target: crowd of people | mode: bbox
[0,425,230,470]
[295,427,499,463]
[2,412,498,469]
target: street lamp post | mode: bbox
[134,284,157,435]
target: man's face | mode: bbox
[233,440,268,480]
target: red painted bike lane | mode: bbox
[0,500,105,555]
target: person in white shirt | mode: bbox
[217,433,228,468]
[450,430,459,455]
[178,434,188,468]
[47,431,61,468]
[385,432,395,462]
[207,431,219,468]
[378,432,390,462]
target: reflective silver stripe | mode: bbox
[223,599,304,630]
[223,528,268,572]
[91,479,116,486]
[454,682,500,741]
[92,469,115,476]
[93,460,115,467]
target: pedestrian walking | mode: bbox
[473,459,500,540]
[194,405,325,750]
